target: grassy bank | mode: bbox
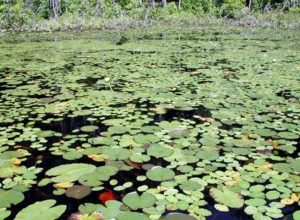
[1,8,300,33]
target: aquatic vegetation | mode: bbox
[0,26,299,219]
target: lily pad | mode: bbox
[146,167,175,181]
[0,189,25,208]
[209,186,244,208]
[277,131,299,140]
[147,144,174,158]
[266,191,280,200]
[15,200,66,220]
[80,125,99,132]
[46,163,96,182]
[66,185,92,199]
[123,192,156,210]
[116,212,149,220]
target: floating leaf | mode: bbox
[266,191,280,200]
[80,125,99,133]
[280,198,294,205]
[66,185,91,199]
[104,147,131,160]
[245,198,266,206]
[0,208,11,219]
[293,210,300,220]
[147,144,174,158]
[0,189,25,208]
[79,203,103,214]
[169,128,190,138]
[123,192,156,210]
[146,167,175,182]
[15,200,66,220]
[116,211,149,220]
[209,187,244,208]
[214,204,229,212]
[108,126,130,134]
[46,163,96,182]
[277,132,299,140]
[244,206,258,215]
[179,180,204,192]
[134,134,160,144]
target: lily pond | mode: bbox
[0,26,299,220]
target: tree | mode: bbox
[50,0,59,18]
[148,0,155,7]
[162,0,167,7]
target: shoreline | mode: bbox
[1,11,299,34]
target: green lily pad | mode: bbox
[245,198,266,206]
[179,180,204,192]
[46,163,96,182]
[79,203,103,213]
[134,134,160,144]
[80,125,99,132]
[63,151,83,160]
[147,144,174,158]
[0,208,11,219]
[97,200,124,219]
[34,129,59,138]
[169,128,190,138]
[209,186,244,208]
[104,147,132,160]
[78,165,118,186]
[293,210,300,220]
[158,121,182,131]
[255,128,276,137]
[15,200,66,220]
[0,189,25,208]
[116,211,149,220]
[122,192,156,210]
[214,204,229,212]
[277,131,299,140]
[146,167,175,181]
[108,126,130,134]
[244,205,258,215]
[266,191,280,200]
[141,126,160,133]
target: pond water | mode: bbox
[0,26,299,220]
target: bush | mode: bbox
[0,0,31,29]
[219,0,246,18]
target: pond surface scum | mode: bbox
[0,26,299,220]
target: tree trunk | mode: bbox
[162,0,167,7]
[50,0,59,18]
[178,0,181,10]
[24,0,34,9]
[96,0,101,9]
[148,0,155,7]
[95,0,101,16]
[139,0,142,7]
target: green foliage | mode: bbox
[219,0,246,18]
[251,0,271,11]
[1,0,299,30]
[180,0,216,14]
[0,0,30,29]
[31,0,51,19]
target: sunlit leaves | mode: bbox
[15,200,66,220]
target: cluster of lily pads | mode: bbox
[0,26,299,220]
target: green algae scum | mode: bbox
[0,26,299,220]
